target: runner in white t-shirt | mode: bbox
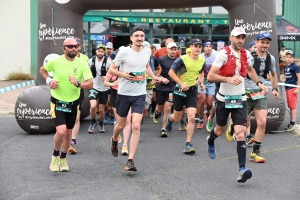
[206,27,268,183]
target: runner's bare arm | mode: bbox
[207,65,227,83]
[146,64,160,81]
[39,66,49,80]
[79,78,93,90]
[108,62,125,77]
[247,65,268,92]
[155,65,162,77]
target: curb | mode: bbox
[0,80,36,94]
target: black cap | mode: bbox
[191,38,202,45]
[130,26,145,35]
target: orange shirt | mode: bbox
[153,47,180,58]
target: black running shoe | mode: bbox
[124,160,137,171]
[110,137,119,157]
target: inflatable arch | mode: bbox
[15,0,285,134]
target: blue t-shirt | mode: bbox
[285,62,300,90]
[105,53,116,60]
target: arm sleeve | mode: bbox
[171,57,184,72]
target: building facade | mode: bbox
[0,0,288,80]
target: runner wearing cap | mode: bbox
[87,44,112,134]
[165,38,205,154]
[104,42,116,60]
[197,40,218,131]
[284,50,300,130]
[207,27,268,183]
[74,37,89,62]
[241,31,279,163]
[248,40,257,52]
[152,42,177,137]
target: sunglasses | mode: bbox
[64,44,78,49]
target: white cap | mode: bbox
[105,42,113,48]
[231,27,247,36]
[167,42,177,49]
[143,41,150,48]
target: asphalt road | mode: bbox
[0,111,300,200]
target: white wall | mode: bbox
[0,0,31,80]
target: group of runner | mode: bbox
[40,25,300,184]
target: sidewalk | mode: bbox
[0,80,35,114]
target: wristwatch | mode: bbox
[76,81,81,88]
[272,88,278,92]
[256,81,263,86]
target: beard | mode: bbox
[96,54,103,59]
[67,51,77,58]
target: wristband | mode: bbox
[46,77,53,86]
[272,88,278,92]
[256,81,262,86]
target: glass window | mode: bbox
[132,23,150,34]
[151,36,169,48]
[191,25,209,34]
[212,6,228,14]
[90,19,109,33]
[153,24,171,34]
[192,7,209,14]
[131,9,150,12]
[83,22,89,34]
[276,0,283,15]
[212,25,229,35]
[171,8,191,13]
[111,21,130,34]
[212,36,229,51]
[152,9,167,12]
[173,24,190,34]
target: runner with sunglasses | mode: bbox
[40,38,93,172]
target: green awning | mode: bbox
[106,17,229,25]
[83,16,104,22]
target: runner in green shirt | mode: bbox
[40,38,93,173]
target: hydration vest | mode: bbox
[90,56,107,78]
[246,51,271,80]
[220,46,247,77]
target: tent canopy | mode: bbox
[277,18,300,41]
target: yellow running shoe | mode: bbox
[50,156,60,172]
[121,145,128,155]
[225,122,234,142]
[59,158,69,172]
[250,151,266,163]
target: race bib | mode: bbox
[168,93,173,102]
[55,101,73,113]
[225,95,243,108]
[89,89,98,99]
[249,90,265,100]
[174,84,186,97]
[130,72,146,83]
